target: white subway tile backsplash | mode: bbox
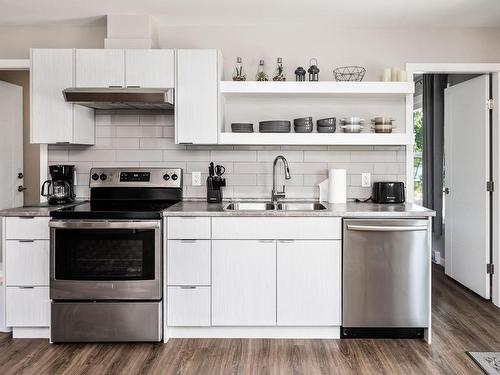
[116,150,163,162]
[111,114,139,126]
[47,114,407,200]
[116,126,163,138]
[48,149,69,162]
[257,150,303,162]
[69,149,116,162]
[163,150,210,162]
[95,126,116,137]
[211,150,257,162]
[350,151,397,163]
[304,151,351,162]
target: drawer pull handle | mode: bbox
[18,216,35,219]
[18,239,35,243]
[19,286,35,289]
[278,240,294,243]
[180,239,197,243]
[180,286,197,289]
[258,240,274,243]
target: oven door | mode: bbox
[50,220,161,300]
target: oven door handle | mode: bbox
[49,221,161,230]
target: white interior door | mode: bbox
[0,81,23,209]
[444,74,491,299]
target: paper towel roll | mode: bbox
[328,169,346,204]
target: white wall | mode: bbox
[158,26,500,81]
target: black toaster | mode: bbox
[372,182,405,203]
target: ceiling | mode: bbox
[1,0,500,28]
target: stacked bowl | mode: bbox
[231,123,254,133]
[316,117,336,133]
[371,117,396,133]
[293,117,314,133]
[259,120,291,133]
[339,117,365,133]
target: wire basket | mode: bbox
[333,66,366,81]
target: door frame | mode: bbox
[0,59,48,203]
[406,63,500,308]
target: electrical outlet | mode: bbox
[192,171,201,186]
[361,173,371,187]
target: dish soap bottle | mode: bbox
[273,57,286,81]
[232,57,246,81]
[255,59,268,81]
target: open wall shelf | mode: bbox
[219,132,414,146]
[220,81,414,96]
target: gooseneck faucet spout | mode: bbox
[272,155,291,203]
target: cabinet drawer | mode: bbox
[167,217,211,239]
[5,240,49,286]
[167,286,210,326]
[167,240,210,285]
[6,287,50,327]
[5,217,50,240]
[212,217,341,240]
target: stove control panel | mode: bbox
[89,168,183,188]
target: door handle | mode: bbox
[347,225,428,232]
[443,187,450,194]
[17,185,27,192]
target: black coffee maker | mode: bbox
[41,165,76,205]
[207,163,226,203]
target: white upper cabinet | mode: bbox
[176,49,221,144]
[31,48,94,145]
[277,240,341,326]
[125,49,175,88]
[75,49,125,88]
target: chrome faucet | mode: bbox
[272,155,291,203]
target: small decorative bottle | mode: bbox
[255,59,268,81]
[272,57,286,81]
[232,57,246,81]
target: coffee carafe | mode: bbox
[41,165,76,205]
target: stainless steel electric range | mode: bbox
[49,167,182,343]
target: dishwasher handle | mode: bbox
[346,224,428,232]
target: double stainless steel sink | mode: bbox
[223,201,327,211]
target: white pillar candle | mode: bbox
[391,67,399,82]
[398,70,408,82]
[381,68,391,82]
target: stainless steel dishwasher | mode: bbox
[342,218,430,338]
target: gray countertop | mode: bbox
[162,200,436,217]
[0,201,87,217]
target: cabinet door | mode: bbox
[31,48,73,143]
[5,240,49,286]
[75,49,125,88]
[6,287,50,327]
[212,240,276,326]
[277,240,341,326]
[125,49,175,88]
[176,49,219,144]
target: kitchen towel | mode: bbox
[328,169,347,204]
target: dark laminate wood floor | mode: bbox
[1,265,499,375]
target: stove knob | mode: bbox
[91,173,99,181]
[171,174,178,181]
[163,174,170,181]
[99,173,107,181]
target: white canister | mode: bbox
[328,169,347,204]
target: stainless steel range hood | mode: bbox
[63,88,174,110]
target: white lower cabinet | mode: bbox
[277,240,341,326]
[5,240,49,286]
[6,287,50,327]
[212,240,276,326]
[168,286,210,326]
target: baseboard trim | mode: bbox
[12,327,49,339]
[165,326,340,341]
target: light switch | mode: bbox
[192,171,202,186]
[361,173,371,187]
